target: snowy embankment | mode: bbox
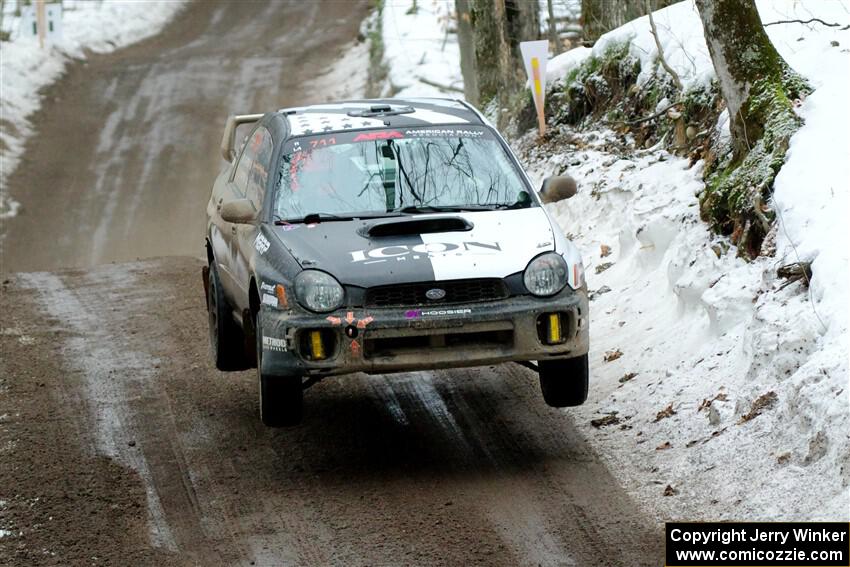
[0,0,187,220]
[380,0,849,520]
[522,0,849,521]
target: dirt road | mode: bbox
[1,0,369,273]
[0,2,663,565]
[0,258,663,566]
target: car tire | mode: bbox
[256,309,303,427]
[207,262,248,371]
[538,354,589,407]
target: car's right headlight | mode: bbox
[523,252,569,296]
[294,270,344,312]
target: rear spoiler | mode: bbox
[220,113,264,162]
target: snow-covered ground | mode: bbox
[522,0,850,521]
[0,0,187,219]
[380,0,849,520]
[381,0,463,97]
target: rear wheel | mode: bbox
[256,309,303,427]
[207,262,248,371]
[538,354,589,407]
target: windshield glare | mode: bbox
[274,127,531,221]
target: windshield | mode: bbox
[273,126,532,221]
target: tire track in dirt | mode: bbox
[2,257,664,565]
[1,0,369,273]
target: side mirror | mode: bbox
[220,199,258,224]
[539,175,577,204]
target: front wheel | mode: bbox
[538,354,589,407]
[256,309,303,427]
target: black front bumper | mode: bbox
[259,288,589,377]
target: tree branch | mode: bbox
[646,1,683,91]
[416,76,465,94]
[763,17,850,30]
[603,101,683,126]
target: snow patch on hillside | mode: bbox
[381,0,463,98]
[0,0,187,220]
[524,0,849,521]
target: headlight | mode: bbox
[523,253,569,296]
[294,270,344,312]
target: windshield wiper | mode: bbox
[274,212,405,225]
[396,204,519,214]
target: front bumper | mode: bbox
[259,288,589,377]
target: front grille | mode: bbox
[364,278,508,308]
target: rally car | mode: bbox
[204,98,589,426]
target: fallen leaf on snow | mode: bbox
[737,391,778,424]
[595,262,614,274]
[656,441,672,451]
[600,244,612,257]
[654,403,676,422]
[619,372,637,383]
[604,349,623,362]
[663,484,678,496]
[590,413,621,428]
[697,392,727,412]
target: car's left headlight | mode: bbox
[294,270,344,312]
[523,252,568,296]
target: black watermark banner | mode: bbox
[666,522,849,566]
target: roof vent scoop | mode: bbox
[347,105,415,118]
[364,216,473,238]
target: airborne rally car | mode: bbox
[204,98,589,426]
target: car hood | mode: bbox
[271,208,555,288]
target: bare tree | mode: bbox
[546,0,561,55]
[456,0,479,105]
[696,0,802,157]
[468,0,540,126]
[470,0,514,112]
[582,0,674,42]
[695,0,809,257]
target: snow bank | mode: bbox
[523,0,849,521]
[381,0,463,98]
[0,0,187,219]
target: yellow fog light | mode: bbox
[548,313,562,344]
[309,330,326,360]
[537,313,568,345]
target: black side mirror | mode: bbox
[539,175,578,203]
[220,198,258,224]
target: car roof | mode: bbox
[275,97,486,137]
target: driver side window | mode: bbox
[232,128,259,195]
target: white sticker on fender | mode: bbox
[262,336,286,352]
[261,293,278,307]
[255,234,270,254]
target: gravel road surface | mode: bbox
[0,2,663,564]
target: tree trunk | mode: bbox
[695,0,809,258]
[546,0,561,55]
[695,0,797,156]
[470,0,514,113]
[581,0,674,42]
[456,0,479,105]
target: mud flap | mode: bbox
[202,265,210,309]
[243,308,258,368]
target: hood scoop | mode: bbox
[364,216,473,238]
